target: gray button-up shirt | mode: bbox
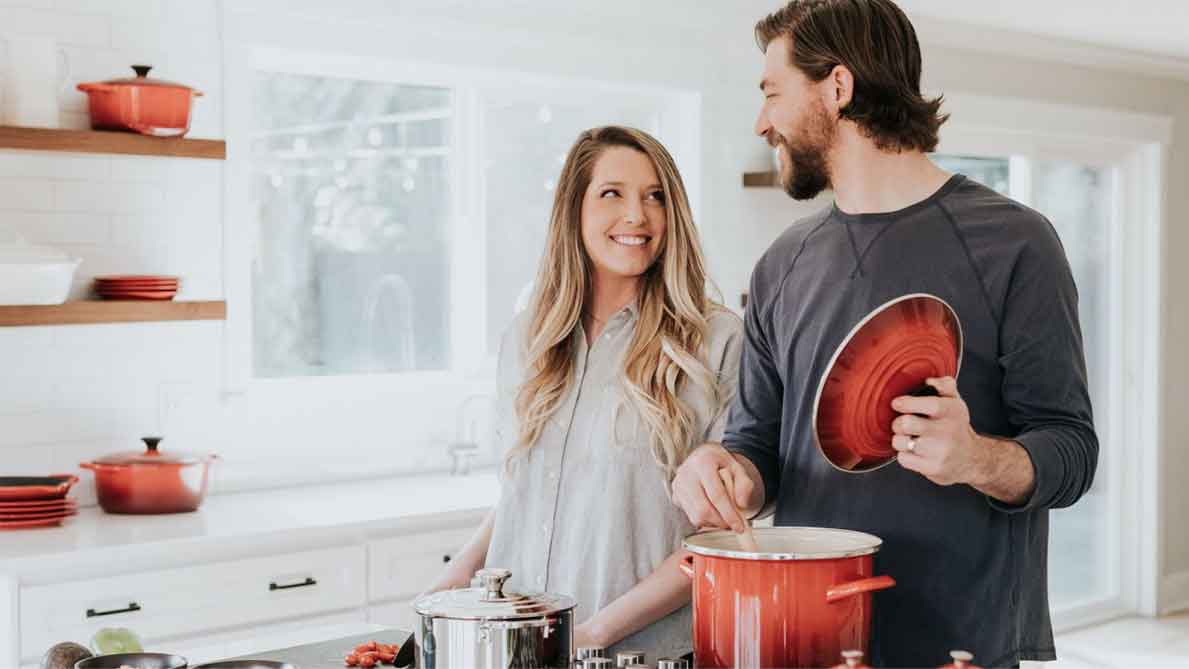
[486,301,742,658]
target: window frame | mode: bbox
[222,45,700,396]
[936,91,1171,630]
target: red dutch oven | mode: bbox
[80,437,218,514]
[680,527,895,668]
[77,65,202,137]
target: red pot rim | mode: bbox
[683,526,883,561]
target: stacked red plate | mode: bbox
[94,275,179,300]
[0,475,80,529]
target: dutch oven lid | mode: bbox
[683,526,883,561]
[414,568,575,620]
[92,437,206,466]
[95,65,195,91]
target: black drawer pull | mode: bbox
[442,555,452,564]
[86,602,141,618]
[269,577,317,591]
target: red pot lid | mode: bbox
[93,65,196,92]
[92,437,208,466]
[813,293,963,473]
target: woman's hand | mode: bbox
[573,620,606,650]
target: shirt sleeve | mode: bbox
[989,220,1099,513]
[722,270,786,517]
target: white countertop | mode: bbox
[0,469,500,581]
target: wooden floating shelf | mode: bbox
[742,171,778,188]
[0,300,226,327]
[0,126,226,160]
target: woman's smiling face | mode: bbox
[580,146,668,283]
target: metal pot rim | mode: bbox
[683,526,883,561]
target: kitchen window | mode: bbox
[244,52,697,380]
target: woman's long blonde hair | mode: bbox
[509,126,728,479]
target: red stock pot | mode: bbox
[680,527,895,668]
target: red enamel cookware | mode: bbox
[813,293,962,472]
[80,437,218,514]
[77,65,202,137]
[680,527,895,668]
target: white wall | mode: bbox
[0,0,1186,611]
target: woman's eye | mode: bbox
[600,189,619,198]
[646,191,666,203]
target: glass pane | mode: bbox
[481,95,662,354]
[1033,160,1115,609]
[251,72,452,377]
[929,154,1010,194]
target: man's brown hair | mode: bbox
[756,0,948,152]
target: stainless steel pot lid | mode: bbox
[414,568,575,620]
[683,527,883,561]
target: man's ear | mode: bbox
[828,64,854,113]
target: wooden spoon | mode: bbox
[718,468,760,553]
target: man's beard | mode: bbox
[774,104,835,200]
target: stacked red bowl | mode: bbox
[0,475,79,529]
[94,275,179,300]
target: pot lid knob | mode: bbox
[475,567,512,600]
[576,647,605,661]
[131,65,152,78]
[949,650,975,668]
[842,650,864,667]
[141,436,163,454]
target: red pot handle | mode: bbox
[77,82,116,94]
[826,575,896,603]
[678,554,695,579]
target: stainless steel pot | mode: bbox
[414,567,574,669]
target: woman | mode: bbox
[427,126,742,657]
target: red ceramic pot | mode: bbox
[80,437,218,514]
[77,65,202,137]
[680,527,895,669]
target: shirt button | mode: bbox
[542,522,550,533]
[537,575,545,586]
[547,469,558,480]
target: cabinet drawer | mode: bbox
[368,527,475,602]
[20,545,365,662]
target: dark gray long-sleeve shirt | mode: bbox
[723,174,1098,668]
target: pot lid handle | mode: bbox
[132,65,152,78]
[949,651,974,668]
[476,568,512,600]
[141,436,163,454]
[841,650,864,667]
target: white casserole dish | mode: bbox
[0,240,81,305]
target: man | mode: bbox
[671,1,1098,666]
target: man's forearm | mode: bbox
[969,435,1036,506]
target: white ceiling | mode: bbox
[897,0,1189,61]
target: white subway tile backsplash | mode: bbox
[53,179,164,212]
[0,151,110,180]
[110,156,166,183]
[0,7,110,47]
[0,210,110,245]
[0,177,55,210]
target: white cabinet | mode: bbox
[368,600,419,635]
[19,545,366,664]
[367,527,474,603]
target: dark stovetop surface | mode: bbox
[216,629,414,669]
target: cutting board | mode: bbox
[219,629,414,669]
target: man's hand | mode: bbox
[891,376,1035,505]
[890,376,984,486]
[671,443,763,531]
